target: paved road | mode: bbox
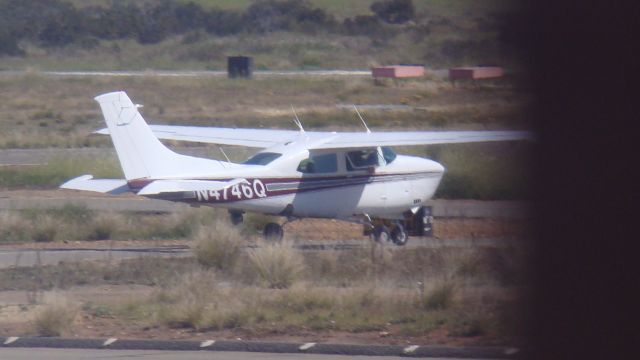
[0,337,514,359]
[0,348,496,360]
[0,190,531,219]
[0,237,514,269]
[0,69,454,79]
[0,69,372,78]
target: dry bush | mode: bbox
[247,240,305,289]
[154,270,217,329]
[193,221,243,270]
[0,212,32,243]
[153,270,252,330]
[423,281,456,311]
[87,212,120,240]
[32,293,77,337]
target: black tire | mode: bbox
[391,223,409,246]
[229,211,243,225]
[263,222,283,241]
[373,225,390,242]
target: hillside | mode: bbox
[0,0,527,71]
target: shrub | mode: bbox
[154,270,217,329]
[193,221,243,270]
[247,240,304,289]
[32,294,77,337]
[87,213,119,241]
[371,0,415,24]
[32,225,57,243]
[27,214,58,242]
[424,282,456,310]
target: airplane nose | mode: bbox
[425,158,445,174]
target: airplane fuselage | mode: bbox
[128,150,444,221]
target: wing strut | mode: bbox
[291,105,305,133]
[353,105,371,133]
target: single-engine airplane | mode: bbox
[61,91,532,245]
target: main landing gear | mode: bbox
[263,222,284,241]
[370,221,409,246]
[228,210,284,241]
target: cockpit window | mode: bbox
[243,152,282,165]
[382,146,396,164]
[346,149,381,171]
[297,153,338,174]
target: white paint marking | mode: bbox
[200,340,215,348]
[504,347,519,355]
[404,345,419,354]
[4,337,19,345]
[102,338,118,346]
[299,342,316,351]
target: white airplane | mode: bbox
[61,91,532,245]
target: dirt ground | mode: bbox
[0,216,530,251]
[0,284,511,347]
[0,190,529,346]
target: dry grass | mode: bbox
[193,220,244,270]
[0,74,531,148]
[423,281,456,310]
[153,270,219,329]
[0,206,224,244]
[32,293,77,337]
[127,281,504,336]
[0,241,528,343]
[246,240,305,289]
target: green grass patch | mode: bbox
[0,156,121,188]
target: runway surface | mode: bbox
[0,348,493,360]
[0,69,372,78]
[0,349,403,360]
[0,189,530,219]
[0,237,513,269]
[0,336,516,359]
[0,69,450,79]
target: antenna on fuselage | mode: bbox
[291,105,305,133]
[353,105,371,133]
[219,146,231,165]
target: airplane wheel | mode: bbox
[229,211,243,225]
[373,225,390,243]
[263,222,283,241]
[391,223,408,246]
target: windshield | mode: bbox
[242,152,282,165]
[382,147,396,164]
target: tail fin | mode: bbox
[95,91,223,180]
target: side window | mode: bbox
[346,149,380,171]
[297,153,337,174]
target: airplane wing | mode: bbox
[307,130,534,149]
[96,126,533,149]
[96,126,302,148]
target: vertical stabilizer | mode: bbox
[95,91,223,180]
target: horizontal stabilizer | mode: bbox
[60,175,130,194]
[138,178,248,196]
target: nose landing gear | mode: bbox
[390,223,408,246]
